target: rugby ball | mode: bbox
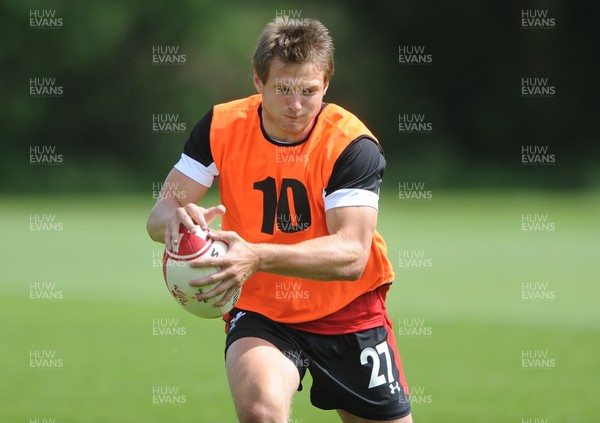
[163,227,240,318]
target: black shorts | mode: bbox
[224,308,411,420]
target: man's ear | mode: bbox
[323,78,330,96]
[253,70,263,93]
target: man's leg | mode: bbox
[226,337,300,423]
[337,409,413,423]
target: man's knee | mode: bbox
[226,337,298,423]
[337,408,413,423]
[235,388,289,423]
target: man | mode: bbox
[147,17,412,423]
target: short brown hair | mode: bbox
[252,17,335,84]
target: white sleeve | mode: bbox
[323,188,379,211]
[174,153,219,187]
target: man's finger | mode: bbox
[214,286,238,307]
[189,269,226,287]
[166,216,182,247]
[180,206,205,232]
[203,205,227,228]
[189,256,224,268]
[195,278,232,301]
[206,229,237,244]
[164,226,173,250]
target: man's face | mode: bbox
[254,57,329,143]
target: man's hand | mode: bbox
[147,169,216,246]
[165,204,226,250]
[189,230,260,307]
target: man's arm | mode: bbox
[254,205,376,280]
[147,107,222,248]
[190,205,378,306]
[146,168,224,249]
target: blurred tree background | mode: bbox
[1,0,598,194]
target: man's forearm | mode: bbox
[254,234,367,281]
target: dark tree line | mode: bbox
[2,1,598,193]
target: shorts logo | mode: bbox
[228,311,246,333]
[389,382,401,394]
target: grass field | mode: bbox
[1,191,599,422]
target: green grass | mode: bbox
[1,191,598,422]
